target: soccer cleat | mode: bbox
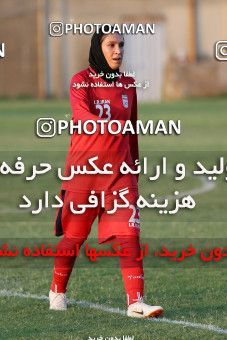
[127,302,163,318]
[49,290,67,311]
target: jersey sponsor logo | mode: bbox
[122,94,128,108]
[128,204,140,229]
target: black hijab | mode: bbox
[89,25,120,83]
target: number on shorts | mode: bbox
[129,204,140,228]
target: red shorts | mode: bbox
[54,189,140,243]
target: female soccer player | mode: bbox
[49,25,163,318]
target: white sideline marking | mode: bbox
[0,289,226,335]
[160,174,216,201]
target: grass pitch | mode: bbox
[0,97,227,339]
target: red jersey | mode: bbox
[61,66,139,193]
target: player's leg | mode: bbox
[117,235,144,306]
[49,236,85,310]
[49,190,98,310]
[117,235,163,318]
[98,189,163,318]
[50,236,85,294]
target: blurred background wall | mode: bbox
[0,0,227,101]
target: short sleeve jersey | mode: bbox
[61,66,139,193]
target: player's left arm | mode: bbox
[129,88,139,182]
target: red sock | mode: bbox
[117,236,144,306]
[50,237,84,293]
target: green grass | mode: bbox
[0,97,227,339]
